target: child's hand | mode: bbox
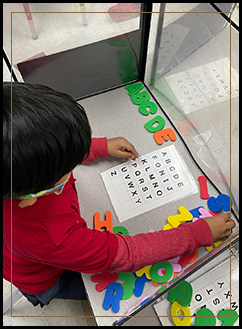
[107,137,138,161]
[203,213,236,242]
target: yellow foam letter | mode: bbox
[170,301,192,326]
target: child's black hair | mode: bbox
[3,82,92,200]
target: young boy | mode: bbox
[3,82,235,308]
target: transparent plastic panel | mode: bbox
[113,232,239,326]
[3,3,141,98]
[3,3,141,67]
[213,3,237,20]
[145,3,239,218]
[153,239,239,326]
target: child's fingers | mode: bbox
[107,137,138,160]
[220,213,236,229]
[220,212,231,221]
[225,218,236,230]
[203,213,235,243]
[119,149,137,160]
[120,139,139,159]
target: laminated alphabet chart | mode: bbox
[154,255,239,326]
[155,24,189,76]
[165,57,239,114]
[101,145,198,222]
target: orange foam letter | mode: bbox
[153,128,176,145]
[94,211,113,233]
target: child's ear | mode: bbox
[18,197,37,208]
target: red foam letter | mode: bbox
[91,271,119,292]
[198,176,210,199]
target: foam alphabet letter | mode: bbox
[139,101,157,116]
[153,128,177,145]
[189,206,204,220]
[207,194,232,212]
[167,280,193,307]
[162,223,174,231]
[179,248,199,267]
[133,273,151,297]
[135,265,152,280]
[144,115,166,133]
[118,272,136,300]
[91,271,119,292]
[167,206,193,228]
[198,207,212,218]
[113,226,129,235]
[191,308,216,326]
[125,83,144,96]
[198,176,210,199]
[217,309,238,326]
[170,301,192,326]
[150,261,173,283]
[131,90,150,105]
[94,211,113,232]
[102,282,123,313]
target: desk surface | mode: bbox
[73,84,238,326]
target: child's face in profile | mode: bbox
[18,171,71,208]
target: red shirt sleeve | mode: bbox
[108,218,213,273]
[42,217,212,275]
[82,137,109,164]
[41,214,119,274]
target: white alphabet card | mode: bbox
[165,57,239,114]
[101,145,198,222]
[153,255,239,326]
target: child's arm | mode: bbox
[107,137,138,160]
[81,137,138,164]
[44,213,234,275]
[109,213,235,273]
[109,218,212,273]
[82,138,109,164]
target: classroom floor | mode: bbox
[3,3,239,327]
[3,279,95,326]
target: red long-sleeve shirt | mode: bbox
[3,138,213,294]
